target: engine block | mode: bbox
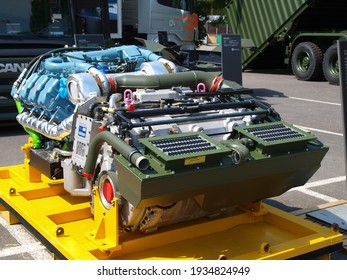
[11,45,329,233]
[12,45,175,135]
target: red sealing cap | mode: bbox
[98,125,106,132]
[126,103,136,112]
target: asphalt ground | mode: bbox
[242,69,347,211]
[0,68,347,260]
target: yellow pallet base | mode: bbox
[0,159,343,260]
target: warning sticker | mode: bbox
[184,155,206,165]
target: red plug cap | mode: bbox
[98,125,106,132]
[126,103,136,112]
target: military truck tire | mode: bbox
[291,42,323,81]
[323,44,339,85]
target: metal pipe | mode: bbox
[53,148,73,157]
[123,100,257,118]
[183,88,254,97]
[82,131,149,178]
[109,93,123,109]
[16,112,73,140]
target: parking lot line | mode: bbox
[0,215,52,260]
[0,242,46,259]
[289,97,341,106]
[294,188,338,203]
[295,125,344,137]
[299,176,346,189]
[289,176,346,202]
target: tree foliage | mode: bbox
[196,0,229,16]
[195,0,229,45]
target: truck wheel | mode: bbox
[291,42,323,81]
[323,44,339,85]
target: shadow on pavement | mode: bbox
[263,198,301,212]
[251,87,287,100]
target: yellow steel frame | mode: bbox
[0,139,343,260]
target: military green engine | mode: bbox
[11,46,328,233]
[68,72,326,233]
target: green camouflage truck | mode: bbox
[225,0,347,85]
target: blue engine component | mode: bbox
[18,73,74,122]
[12,45,164,124]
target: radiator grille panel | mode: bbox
[235,121,316,154]
[140,132,230,170]
[246,124,305,142]
[151,135,217,156]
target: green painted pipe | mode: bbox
[113,70,242,92]
[221,140,251,164]
[82,131,149,178]
[24,128,43,149]
[15,101,42,148]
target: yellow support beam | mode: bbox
[0,148,343,260]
